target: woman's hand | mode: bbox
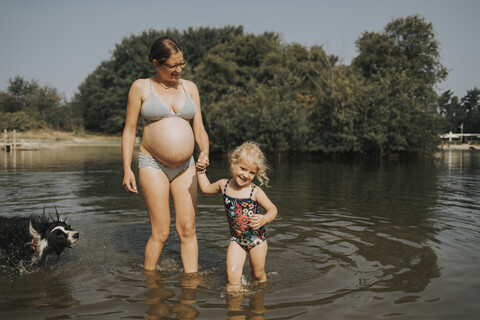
[123,169,138,193]
[196,152,209,172]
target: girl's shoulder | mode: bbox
[251,184,266,201]
[218,178,229,194]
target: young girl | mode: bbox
[197,141,277,290]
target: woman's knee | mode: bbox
[176,221,196,239]
[150,229,170,243]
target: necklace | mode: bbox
[153,74,178,89]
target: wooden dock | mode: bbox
[1,129,40,151]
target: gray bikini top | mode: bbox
[140,79,196,124]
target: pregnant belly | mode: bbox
[141,118,195,167]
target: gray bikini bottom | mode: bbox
[138,152,195,182]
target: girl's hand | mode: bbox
[250,215,267,230]
[196,163,206,174]
[123,170,138,194]
[196,152,209,172]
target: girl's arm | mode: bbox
[197,172,226,195]
[250,188,278,230]
[187,80,210,171]
[121,79,144,194]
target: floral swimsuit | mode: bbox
[223,179,266,251]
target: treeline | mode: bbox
[438,88,480,134]
[0,77,80,131]
[1,15,479,156]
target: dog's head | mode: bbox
[44,220,79,254]
[28,209,79,262]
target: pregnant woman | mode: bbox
[122,36,209,273]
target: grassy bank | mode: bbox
[3,129,122,148]
[16,129,119,141]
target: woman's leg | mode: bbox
[170,165,198,273]
[226,241,247,290]
[139,167,171,271]
[248,241,268,283]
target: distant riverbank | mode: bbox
[438,143,479,150]
[4,129,479,151]
[3,129,122,149]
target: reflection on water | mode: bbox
[0,147,479,319]
[226,292,266,320]
[143,271,201,319]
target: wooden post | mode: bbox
[13,129,16,150]
[3,129,7,152]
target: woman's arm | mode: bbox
[250,188,278,229]
[186,80,209,171]
[121,79,144,194]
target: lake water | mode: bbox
[0,146,479,319]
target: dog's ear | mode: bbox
[55,205,60,221]
[29,221,41,240]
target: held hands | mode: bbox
[196,152,209,173]
[123,169,138,194]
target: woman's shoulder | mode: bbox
[181,79,198,92]
[130,78,150,91]
[129,78,154,99]
[180,78,196,87]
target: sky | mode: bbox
[0,0,478,100]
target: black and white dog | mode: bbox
[0,208,79,268]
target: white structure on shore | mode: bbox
[440,132,480,143]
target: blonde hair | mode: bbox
[228,141,270,186]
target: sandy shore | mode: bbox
[438,143,479,150]
[2,129,123,149]
[4,129,479,151]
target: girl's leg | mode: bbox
[226,241,247,290]
[139,168,171,271]
[170,165,198,273]
[248,241,268,283]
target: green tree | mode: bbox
[305,61,363,154]
[70,18,455,156]
[0,76,74,131]
[438,88,480,134]
[195,33,325,153]
[460,88,480,133]
[0,76,39,114]
[193,31,281,103]
[353,15,447,156]
[438,90,461,133]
